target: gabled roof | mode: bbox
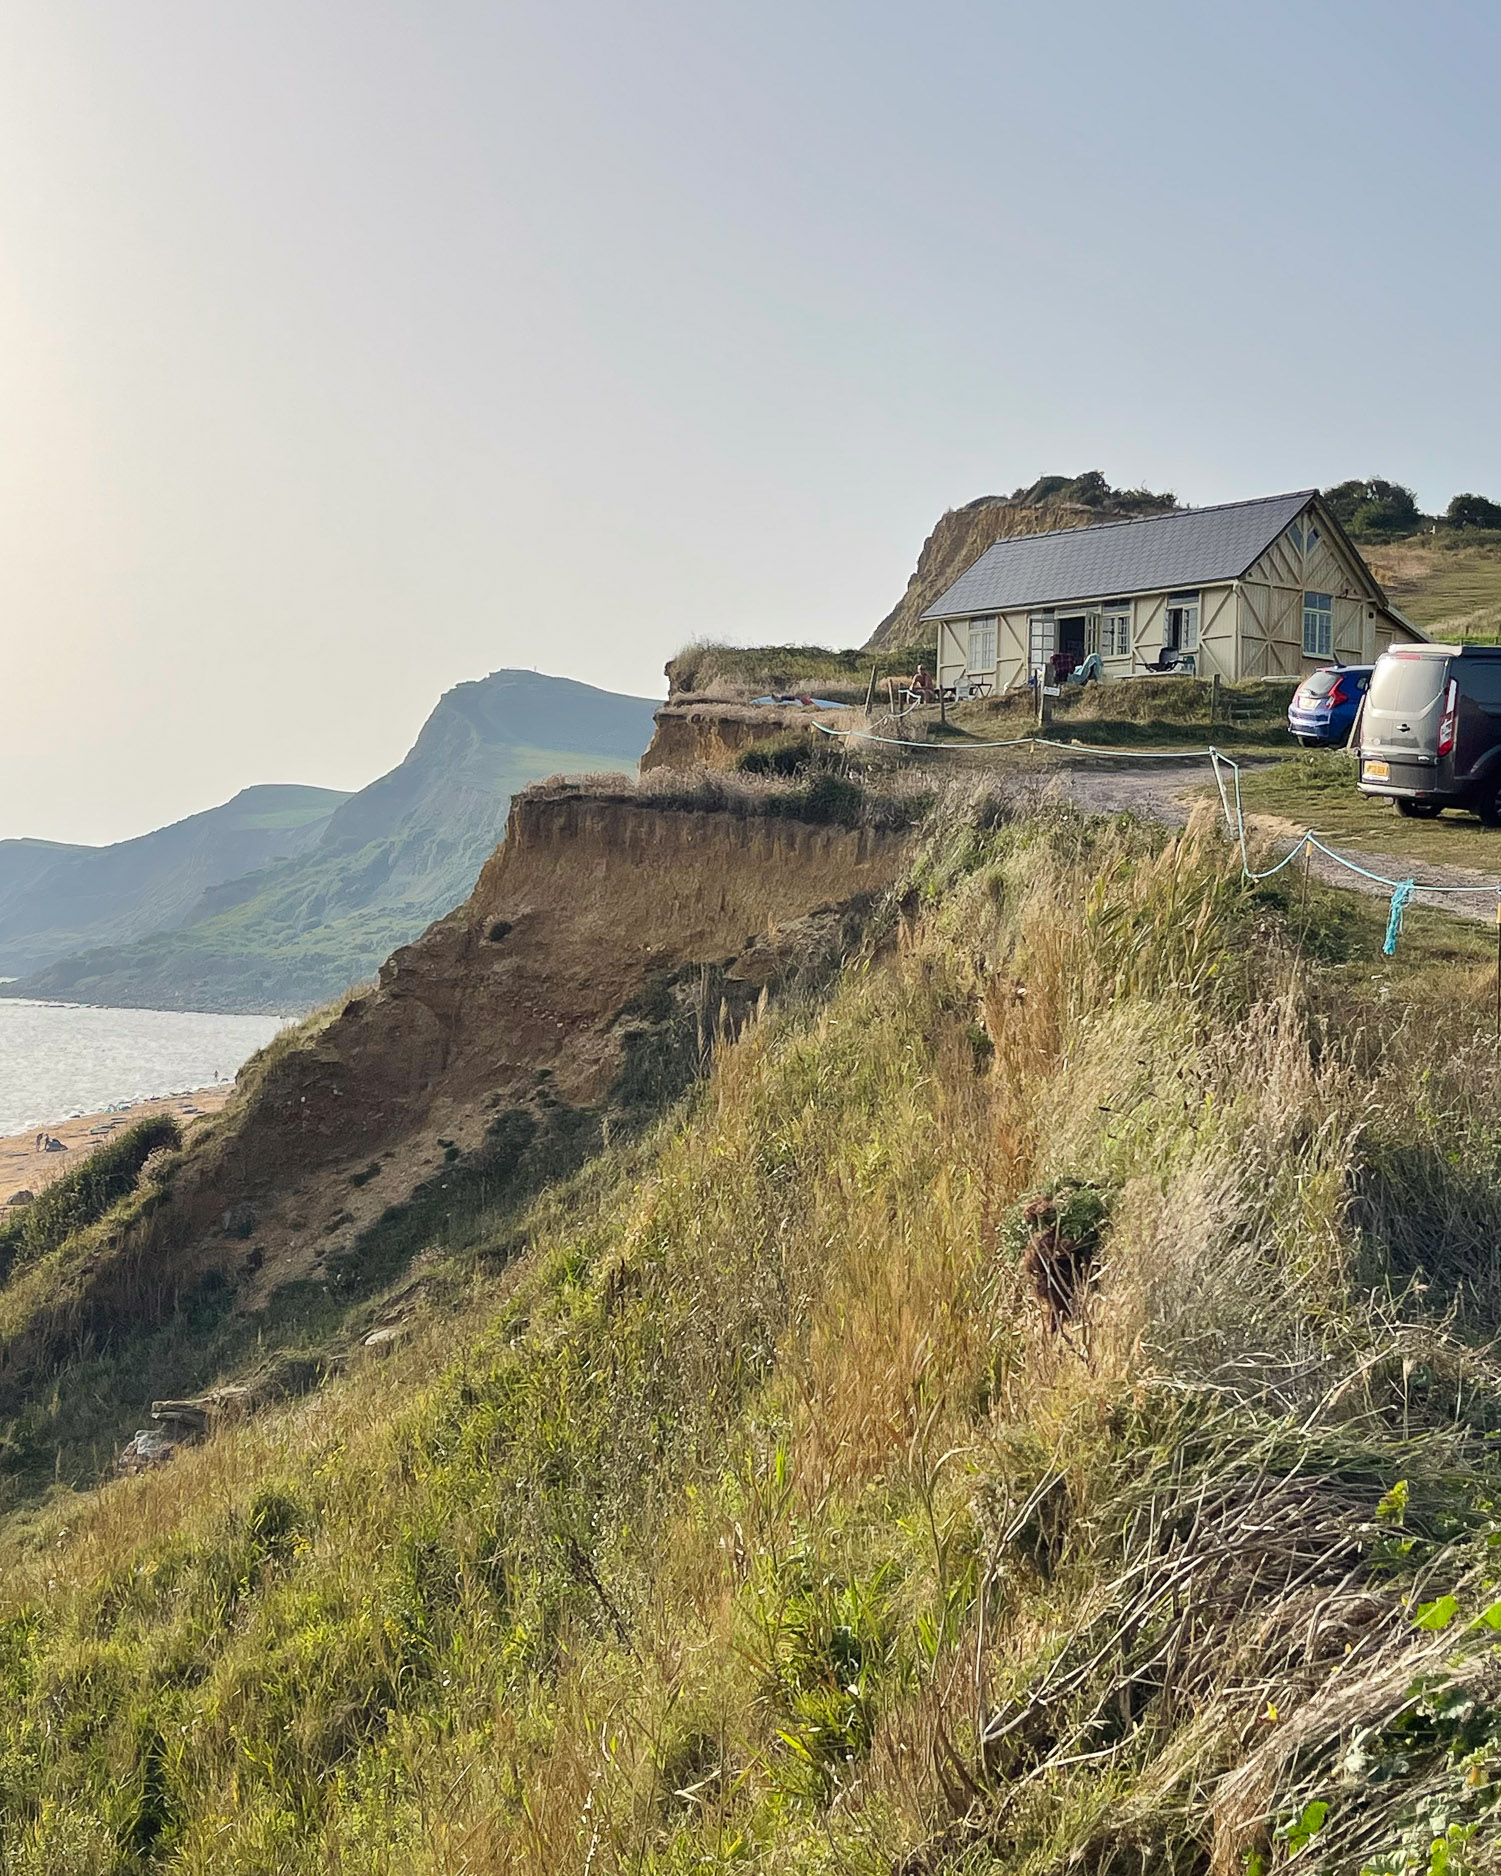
[921,490,1320,619]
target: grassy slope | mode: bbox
[937,675,1298,753]
[4,806,1501,1872]
[1225,751,1501,875]
[1369,531,1501,641]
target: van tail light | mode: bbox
[1438,678,1459,756]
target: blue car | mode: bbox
[1288,664,1372,747]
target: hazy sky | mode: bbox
[3,1,1498,844]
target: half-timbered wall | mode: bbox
[1237,508,1381,676]
[930,499,1413,691]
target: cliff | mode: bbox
[0,778,913,1438]
[865,482,1178,650]
[3,790,1497,1872]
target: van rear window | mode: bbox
[1457,660,1501,707]
[1368,656,1446,714]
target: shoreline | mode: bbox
[1,1085,233,1204]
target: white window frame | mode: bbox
[1102,604,1131,659]
[1303,591,1333,658]
[1027,612,1056,674]
[1166,591,1200,653]
[967,615,997,674]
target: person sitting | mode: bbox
[907,664,937,704]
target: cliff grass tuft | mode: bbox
[3,799,1501,1870]
[0,1114,181,1287]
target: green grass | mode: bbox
[7,804,1501,1871]
[915,675,1301,757]
[1220,751,1501,876]
[1372,530,1501,640]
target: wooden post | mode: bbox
[1210,673,1220,727]
[864,664,878,714]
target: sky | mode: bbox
[2,0,1498,844]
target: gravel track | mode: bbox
[1030,756,1501,924]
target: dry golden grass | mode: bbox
[2,797,1501,1872]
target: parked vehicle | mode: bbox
[1287,664,1372,746]
[1358,645,1501,821]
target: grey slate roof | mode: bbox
[921,490,1318,619]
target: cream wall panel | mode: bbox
[998,611,1029,690]
[937,620,967,686]
[1196,585,1236,680]
[1133,594,1165,669]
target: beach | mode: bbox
[0,1086,232,1204]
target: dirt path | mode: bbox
[1032,756,1501,924]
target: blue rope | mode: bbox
[1383,880,1415,956]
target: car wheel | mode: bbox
[1477,787,1501,828]
[1396,799,1442,819]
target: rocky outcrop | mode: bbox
[865,486,1178,651]
[641,703,837,772]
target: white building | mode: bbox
[924,490,1426,693]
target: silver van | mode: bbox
[1358,645,1501,822]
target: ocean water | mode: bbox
[0,998,290,1137]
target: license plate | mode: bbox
[1363,760,1390,781]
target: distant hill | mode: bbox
[0,670,658,1013]
[0,787,349,978]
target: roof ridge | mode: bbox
[970,489,1317,552]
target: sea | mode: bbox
[0,995,291,1138]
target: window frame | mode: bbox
[1102,602,1132,659]
[1027,612,1056,673]
[1166,590,1200,653]
[966,615,998,674]
[1302,591,1334,659]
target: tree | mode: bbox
[1009,471,1176,515]
[1322,479,1422,540]
[1446,492,1501,530]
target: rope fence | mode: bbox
[811,719,1501,954]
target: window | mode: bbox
[1102,604,1131,658]
[1286,522,1304,554]
[1166,591,1200,652]
[967,615,997,673]
[1457,659,1501,710]
[1303,591,1333,658]
[1028,613,1056,672]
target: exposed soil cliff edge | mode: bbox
[641,702,837,771]
[865,483,1178,651]
[0,781,913,1439]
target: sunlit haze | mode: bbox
[3,0,1498,842]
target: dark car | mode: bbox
[1287,664,1372,746]
[1358,644,1501,821]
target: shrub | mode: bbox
[0,1114,181,1284]
[1323,477,1424,539]
[1446,492,1501,531]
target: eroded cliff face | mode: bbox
[0,786,913,1413]
[640,705,820,772]
[864,498,1104,651]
